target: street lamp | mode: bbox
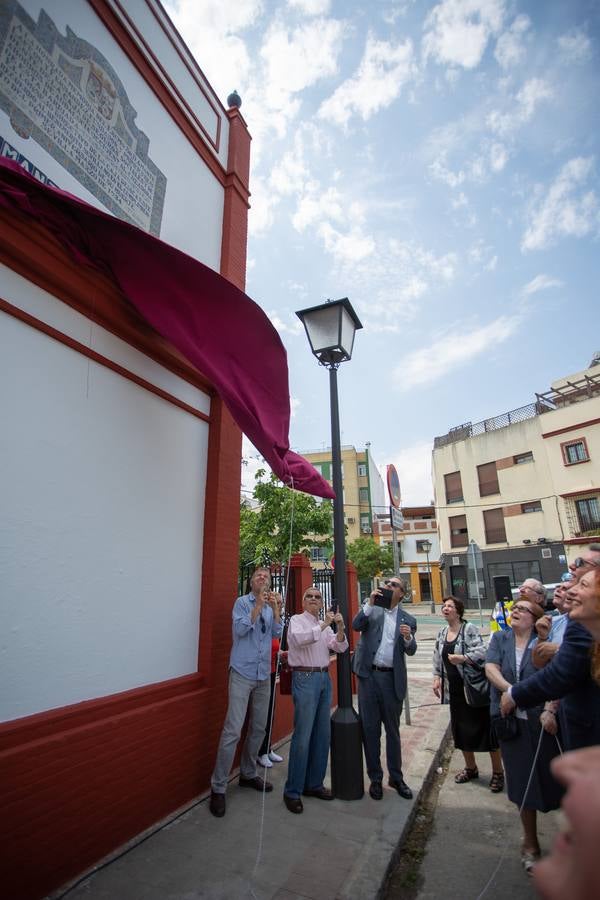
[421,538,434,614]
[296,297,364,801]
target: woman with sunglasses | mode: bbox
[432,596,504,791]
[485,599,562,874]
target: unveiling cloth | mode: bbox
[0,158,334,499]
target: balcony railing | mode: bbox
[434,402,550,448]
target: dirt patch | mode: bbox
[381,739,454,899]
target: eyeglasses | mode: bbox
[513,604,534,614]
[305,592,322,600]
[573,557,600,569]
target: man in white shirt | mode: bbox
[352,578,417,800]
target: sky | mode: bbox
[164,0,600,505]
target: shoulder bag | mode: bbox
[460,625,490,708]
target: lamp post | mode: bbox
[296,297,364,801]
[421,538,434,614]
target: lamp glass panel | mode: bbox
[303,305,341,353]
[340,307,357,358]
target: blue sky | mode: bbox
[165,0,600,504]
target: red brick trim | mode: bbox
[542,418,600,438]
[560,436,590,466]
[560,488,600,499]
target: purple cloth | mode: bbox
[0,158,334,499]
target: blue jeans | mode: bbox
[284,671,332,799]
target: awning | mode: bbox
[0,159,334,499]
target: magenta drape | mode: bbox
[0,159,334,499]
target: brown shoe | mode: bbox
[302,787,334,800]
[283,793,303,814]
[239,775,273,792]
[209,791,226,817]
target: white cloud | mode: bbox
[287,0,331,14]
[318,33,416,128]
[489,142,508,171]
[379,441,435,506]
[521,274,563,296]
[318,222,376,263]
[494,14,530,69]
[248,174,281,236]
[394,315,519,390]
[558,28,592,64]
[522,156,599,251]
[487,77,553,136]
[423,0,505,70]
[268,311,304,335]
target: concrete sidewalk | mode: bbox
[50,675,450,900]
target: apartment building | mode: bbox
[374,506,443,604]
[432,358,600,606]
[302,444,386,562]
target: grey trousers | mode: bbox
[210,668,271,793]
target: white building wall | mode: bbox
[0,268,210,722]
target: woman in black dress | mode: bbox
[433,596,504,791]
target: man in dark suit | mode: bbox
[352,577,417,800]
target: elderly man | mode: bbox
[352,577,417,800]
[282,586,347,814]
[532,581,573,668]
[500,547,600,750]
[209,567,282,818]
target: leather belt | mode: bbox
[292,666,329,672]
[372,665,393,672]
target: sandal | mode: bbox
[454,767,479,783]
[489,772,504,793]
[521,849,540,876]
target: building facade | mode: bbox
[302,444,386,555]
[432,359,600,607]
[374,506,443,604]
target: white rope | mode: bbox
[251,477,296,884]
[474,724,563,900]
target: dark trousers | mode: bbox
[259,671,277,757]
[358,670,403,784]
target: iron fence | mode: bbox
[434,401,551,448]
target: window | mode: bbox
[488,560,541,588]
[449,514,468,548]
[360,514,371,533]
[521,500,542,514]
[444,471,463,503]
[575,497,600,533]
[562,439,590,465]
[312,463,322,475]
[514,451,534,465]
[357,463,367,477]
[359,487,369,503]
[477,462,499,496]
[416,540,432,553]
[310,547,328,562]
[483,508,506,543]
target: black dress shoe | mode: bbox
[209,791,226,817]
[283,793,303,814]
[369,781,383,800]
[389,778,413,799]
[239,775,273,792]
[302,787,334,800]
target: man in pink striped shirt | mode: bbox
[282,587,348,813]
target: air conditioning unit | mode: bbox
[361,526,372,534]
[347,517,356,524]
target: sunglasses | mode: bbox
[385,581,402,590]
[305,592,322,600]
[573,557,600,569]
[259,614,266,634]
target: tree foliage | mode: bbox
[346,537,394,581]
[240,469,333,567]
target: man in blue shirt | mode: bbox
[209,567,282,817]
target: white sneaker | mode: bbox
[268,751,283,763]
[257,754,273,768]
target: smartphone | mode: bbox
[374,588,393,609]
[330,600,338,615]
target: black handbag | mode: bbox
[462,658,490,707]
[491,713,519,742]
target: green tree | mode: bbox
[240,469,333,567]
[346,537,394,581]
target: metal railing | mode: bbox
[434,401,551,448]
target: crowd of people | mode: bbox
[207,547,600,897]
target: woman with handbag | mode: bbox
[485,599,562,874]
[432,596,504,791]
